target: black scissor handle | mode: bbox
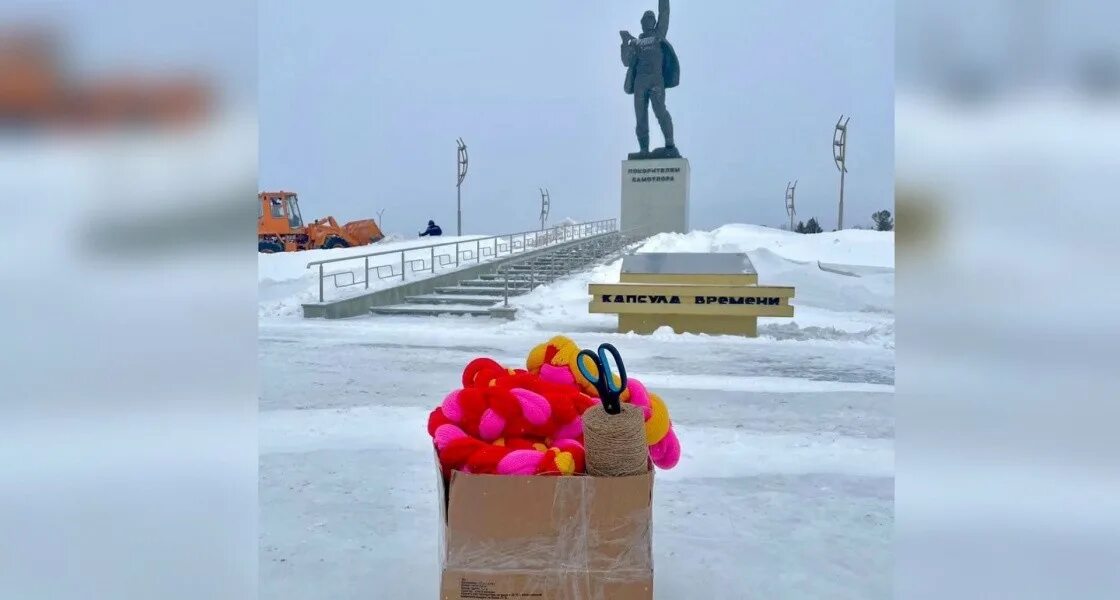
[577,343,627,415]
[597,343,627,395]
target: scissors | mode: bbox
[576,343,628,415]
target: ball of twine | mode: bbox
[583,403,649,477]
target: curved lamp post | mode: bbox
[456,138,469,236]
[539,188,551,231]
[785,180,797,231]
[833,115,850,230]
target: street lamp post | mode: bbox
[539,188,550,231]
[456,138,469,236]
[833,115,850,230]
[785,180,797,231]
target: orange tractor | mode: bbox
[258,191,384,253]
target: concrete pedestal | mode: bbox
[588,253,795,338]
[621,158,690,236]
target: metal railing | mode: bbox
[497,226,651,307]
[306,218,618,302]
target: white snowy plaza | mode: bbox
[259,224,894,599]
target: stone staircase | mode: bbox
[370,231,638,318]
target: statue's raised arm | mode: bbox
[656,0,670,38]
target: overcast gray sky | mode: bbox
[259,0,894,235]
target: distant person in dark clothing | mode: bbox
[419,220,443,237]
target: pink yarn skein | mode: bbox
[552,417,583,441]
[649,429,681,469]
[552,438,583,455]
[619,377,681,469]
[539,363,575,385]
[440,389,464,422]
[510,388,551,426]
[626,379,654,419]
[433,423,468,450]
[439,387,552,440]
[526,366,583,440]
[478,409,506,440]
[496,449,544,475]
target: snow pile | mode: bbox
[637,224,893,268]
[377,232,409,245]
[510,224,894,347]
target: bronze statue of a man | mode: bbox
[621,0,680,159]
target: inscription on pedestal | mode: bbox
[621,158,690,236]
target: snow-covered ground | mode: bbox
[259,224,894,599]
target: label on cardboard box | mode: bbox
[440,570,652,600]
[457,575,541,599]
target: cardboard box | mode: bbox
[436,456,654,600]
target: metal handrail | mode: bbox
[497,225,651,307]
[306,218,618,302]
[496,225,648,274]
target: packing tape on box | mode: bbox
[441,473,654,597]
